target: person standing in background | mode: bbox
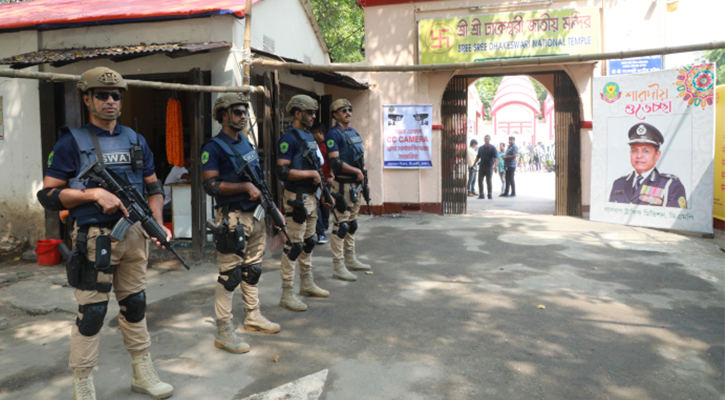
[467,139,478,196]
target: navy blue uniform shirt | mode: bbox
[609,168,687,208]
[46,123,155,182]
[200,131,249,177]
[476,144,498,166]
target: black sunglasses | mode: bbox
[232,109,247,117]
[93,91,122,102]
[339,107,353,114]
[305,110,316,116]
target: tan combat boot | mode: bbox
[332,260,358,282]
[215,320,251,353]
[130,353,174,399]
[299,273,330,297]
[279,285,307,311]
[73,374,96,400]
[244,309,281,333]
[345,251,372,271]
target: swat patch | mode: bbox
[48,151,54,167]
[243,151,258,163]
[678,196,686,208]
[101,152,131,165]
[327,139,335,148]
[280,142,289,154]
[201,151,209,164]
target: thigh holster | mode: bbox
[67,226,116,293]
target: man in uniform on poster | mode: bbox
[608,122,687,208]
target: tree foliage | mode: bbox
[307,0,365,63]
[703,49,725,86]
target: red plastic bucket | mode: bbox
[35,239,63,265]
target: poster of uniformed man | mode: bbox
[608,122,687,208]
[590,63,715,234]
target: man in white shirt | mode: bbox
[467,139,478,196]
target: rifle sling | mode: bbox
[86,125,106,166]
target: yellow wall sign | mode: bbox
[715,85,725,221]
[418,8,600,65]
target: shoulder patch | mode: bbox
[678,196,686,208]
[280,142,289,154]
[47,151,54,168]
[201,151,209,164]
[327,139,335,148]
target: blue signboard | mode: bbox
[608,55,662,76]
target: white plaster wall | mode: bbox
[252,0,329,64]
[0,31,45,246]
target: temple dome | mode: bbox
[491,76,541,116]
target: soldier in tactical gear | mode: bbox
[37,67,173,400]
[276,94,330,312]
[325,99,372,280]
[201,93,281,354]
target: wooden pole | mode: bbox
[243,0,253,86]
[0,69,266,95]
[248,41,725,73]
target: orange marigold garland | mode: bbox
[165,98,184,167]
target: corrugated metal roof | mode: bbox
[251,47,368,91]
[0,42,231,69]
[0,0,262,33]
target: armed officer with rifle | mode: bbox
[276,95,332,312]
[325,99,373,277]
[201,93,284,354]
[37,67,174,400]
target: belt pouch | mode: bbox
[234,225,246,255]
[94,235,112,271]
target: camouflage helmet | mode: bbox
[214,92,251,130]
[330,99,352,114]
[286,94,318,115]
[77,67,127,93]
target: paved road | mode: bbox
[0,213,723,400]
[467,169,555,215]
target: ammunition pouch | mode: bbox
[66,227,116,292]
[210,219,246,255]
[349,185,361,205]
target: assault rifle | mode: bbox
[339,129,372,216]
[300,145,346,224]
[79,161,191,270]
[235,159,303,258]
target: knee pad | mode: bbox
[118,291,147,323]
[332,222,348,239]
[285,242,303,261]
[348,219,358,235]
[76,301,108,336]
[218,266,243,292]
[242,263,262,285]
[303,235,317,254]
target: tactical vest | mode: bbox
[334,125,364,180]
[283,127,319,191]
[209,134,263,210]
[66,125,145,226]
